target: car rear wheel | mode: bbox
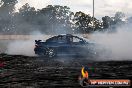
[46,48,56,58]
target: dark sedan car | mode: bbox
[34,34,107,58]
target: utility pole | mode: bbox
[92,0,95,31]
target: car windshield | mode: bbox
[46,36,58,42]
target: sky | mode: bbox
[15,0,132,19]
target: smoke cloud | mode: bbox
[1,23,132,61]
[91,24,132,60]
[6,40,35,56]
[5,31,51,56]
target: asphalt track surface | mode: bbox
[0,54,132,88]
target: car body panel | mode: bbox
[34,34,98,57]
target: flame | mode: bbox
[81,67,89,78]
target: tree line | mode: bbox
[0,0,131,34]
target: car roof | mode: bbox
[58,34,73,36]
[46,34,74,42]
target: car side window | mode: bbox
[67,36,73,43]
[57,36,67,43]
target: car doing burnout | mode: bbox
[34,34,107,58]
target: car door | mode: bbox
[71,36,88,56]
[57,35,71,55]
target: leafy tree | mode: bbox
[74,11,92,33]
[35,5,74,34]
[114,12,125,22]
[0,0,17,34]
[93,17,102,31]
[74,11,102,33]
[13,3,38,34]
[0,1,128,34]
[102,16,110,29]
